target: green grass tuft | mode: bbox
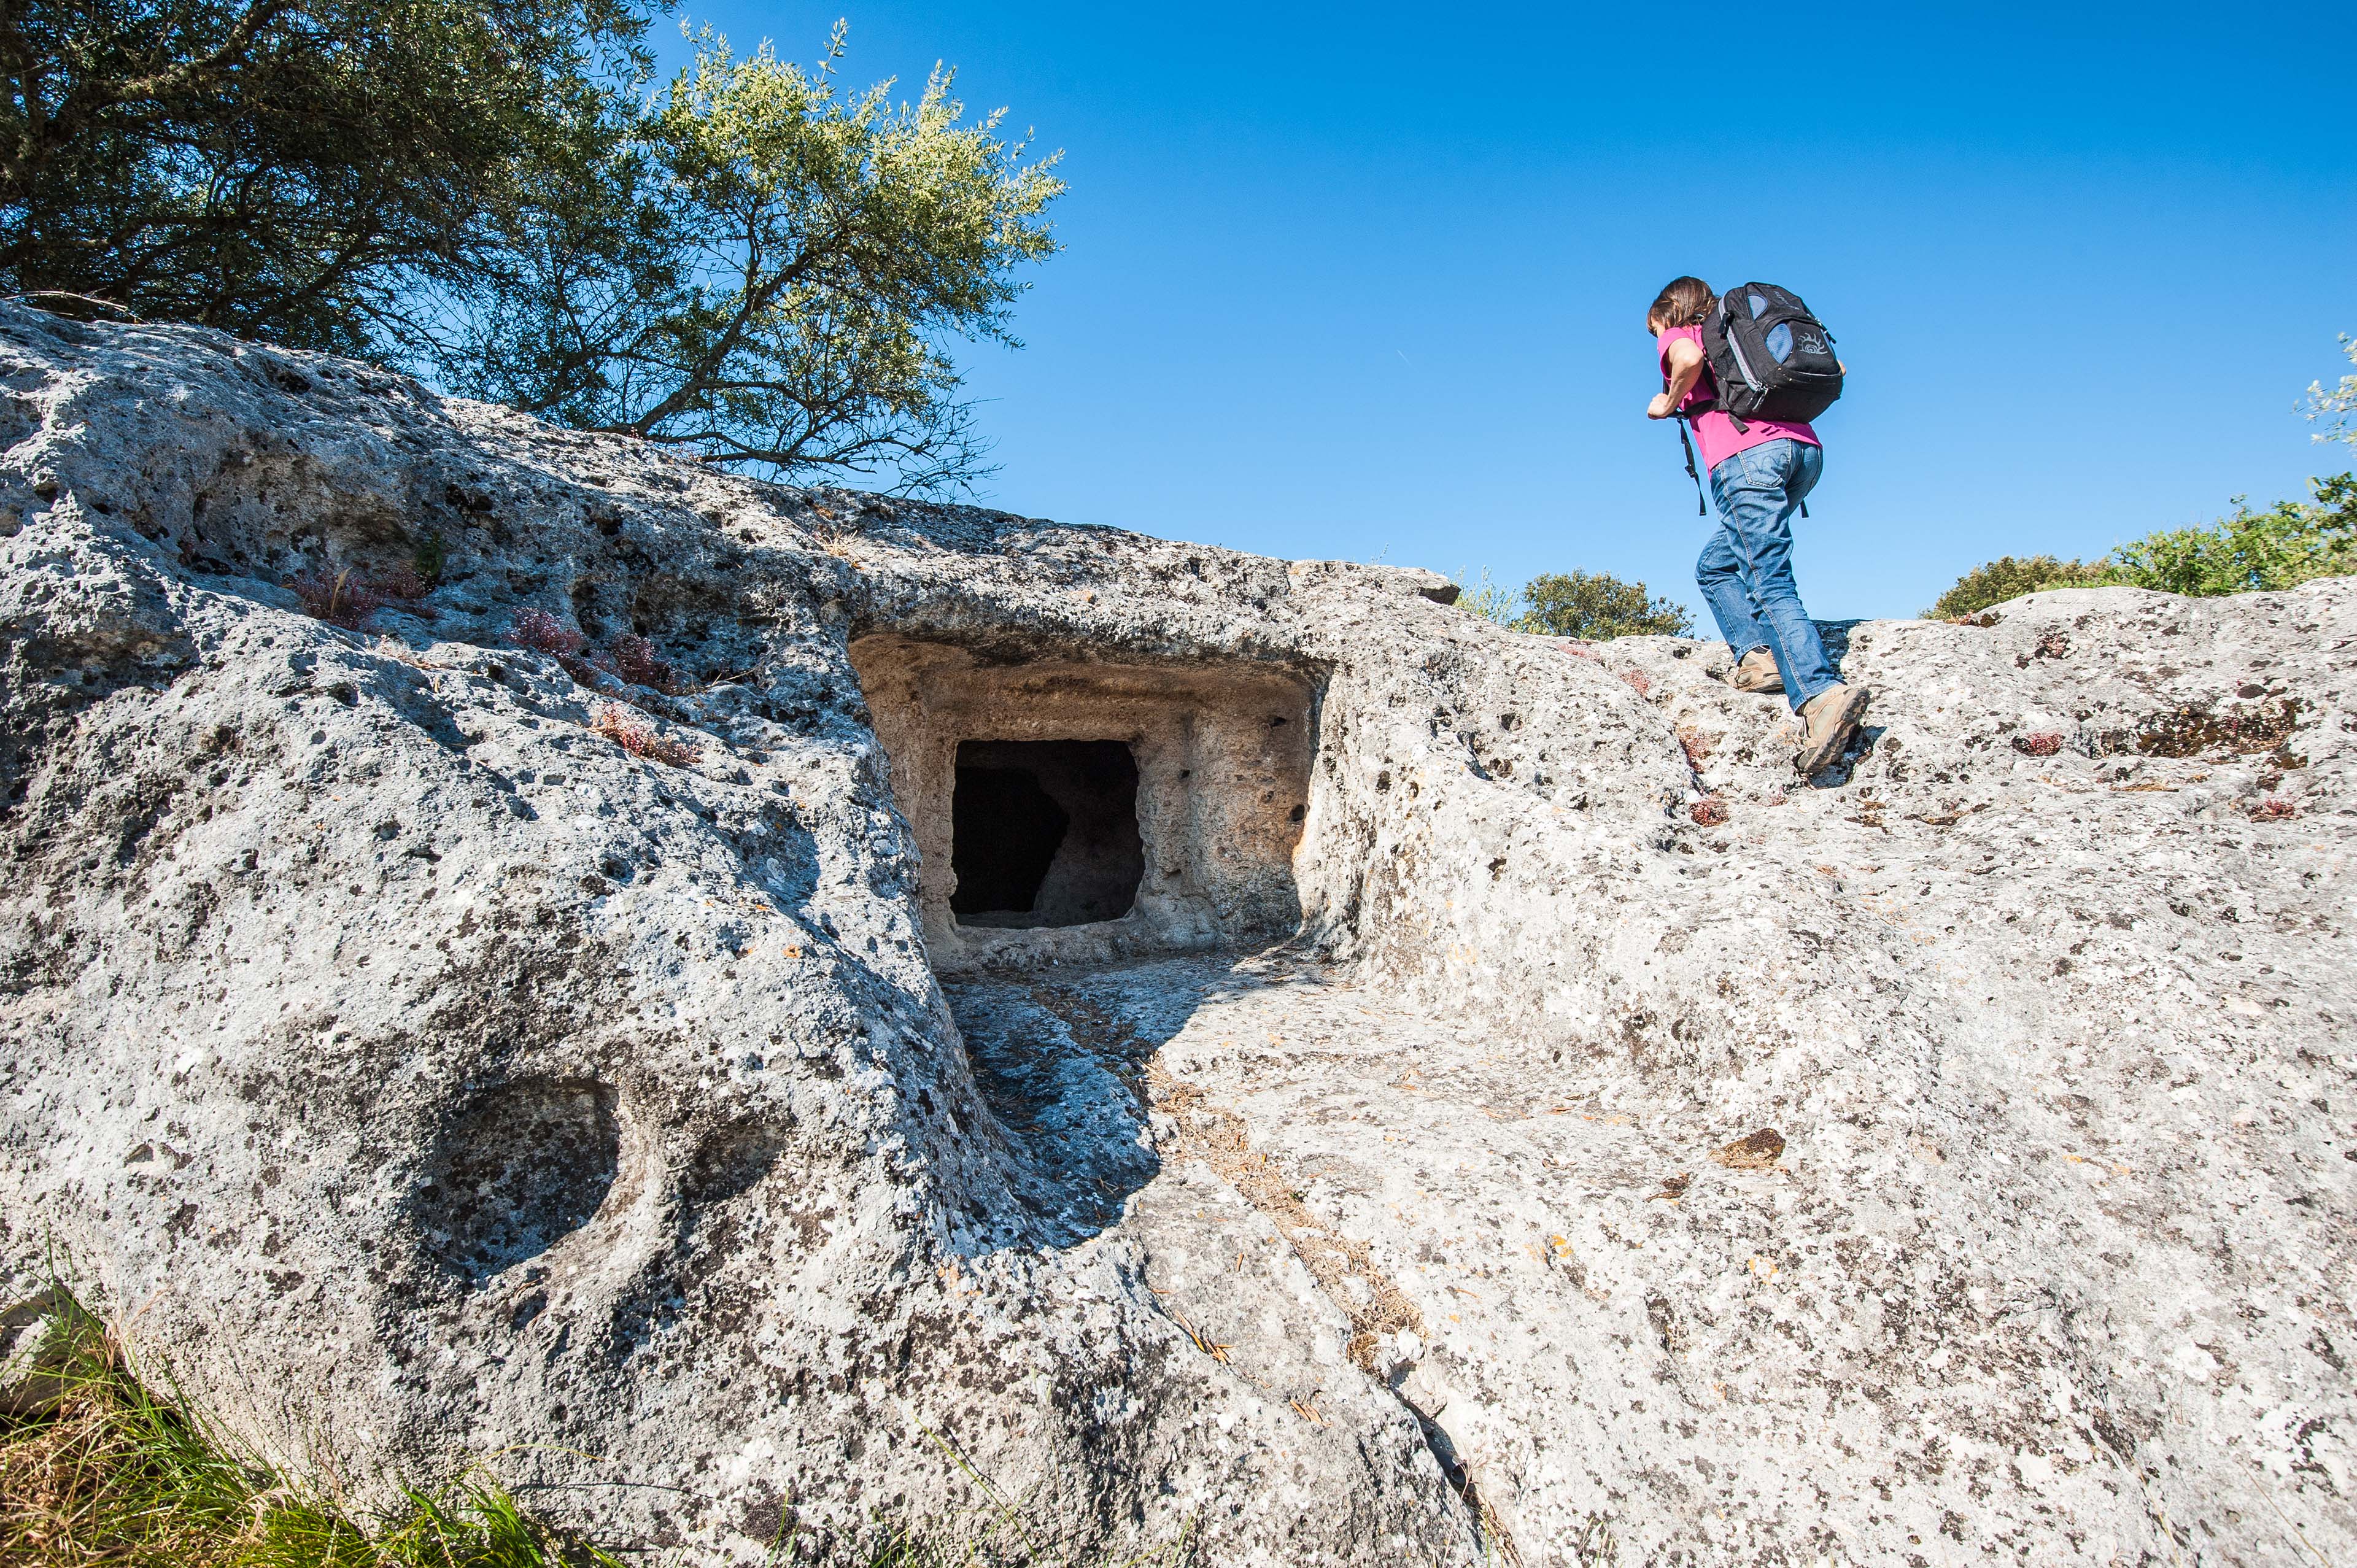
[1,1290,623,1567]
[2,1286,1197,1568]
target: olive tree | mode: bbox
[2305,334,2357,448]
[1514,570,1693,639]
[4,10,1065,492]
[0,0,642,353]
[1451,568,1694,639]
[425,25,1065,490]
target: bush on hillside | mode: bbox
[1922,555,2110,620]
[2105,474,2356,597]
[1925,472,2357,618]
[1515,571,1694,639]
[1453,568,1694,639]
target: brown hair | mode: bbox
[1646,276,1717,333]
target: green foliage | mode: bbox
[1513,570,1693,639]
[4,1281,1191,1567]
[0,0,646,356]
[2304,333,2356,447]
[2105,474,2357,597]
[430,23,1064,490]
[1451,568,1692,638]
[1452,566,1523,626]
[1925,473,2357,616]
[1,1287,624,1566]
[1921,554,2110,620]
[411,530,449,587]
[2,7,1064,491]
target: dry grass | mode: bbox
[287,565,438,633]
[809,513,867,568]
[287,569,384,632]
[588,705,702,768]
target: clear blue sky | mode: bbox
[668,2,2355,622]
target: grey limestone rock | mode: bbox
[0,302,2351,1566]
[0,1284,74,1416]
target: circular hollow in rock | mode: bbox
[409,1078,621,1283]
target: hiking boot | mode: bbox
[1727,647,1784,695]
[1794,682,1871,774]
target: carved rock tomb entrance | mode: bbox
[850,636,1316,970]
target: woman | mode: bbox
[1646,274,1869,775]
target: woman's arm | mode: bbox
[1647,336,1704,419]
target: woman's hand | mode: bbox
[1647,392,1676,420]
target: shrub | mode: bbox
[1926,472,2357,616]
[613,634,676,692]
[2105,474,2356,597]
[509,608,586,657]
[286,568,384,631]
[368,562,433,601]
[1451,567,1523,627]
[1515,571,1693,639]
[409,531,449,587]
[1922,555,2110,620]
[1454,568,1693,639]
[589,705,701,767]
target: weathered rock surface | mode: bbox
[1,303,2351,1565]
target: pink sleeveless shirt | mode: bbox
[1657,325,1819,473]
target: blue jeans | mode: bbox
[1698,439,1837,712]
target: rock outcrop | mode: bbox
[1,303,2350,1565]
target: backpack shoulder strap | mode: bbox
[1676,417,1708,516]
[1663,362,1714,517]
[1663,367,1711,516]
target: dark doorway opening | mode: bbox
[951,740,1144,928]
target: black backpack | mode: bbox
[1670,282,1843,513]
[1701,282,1843,425]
